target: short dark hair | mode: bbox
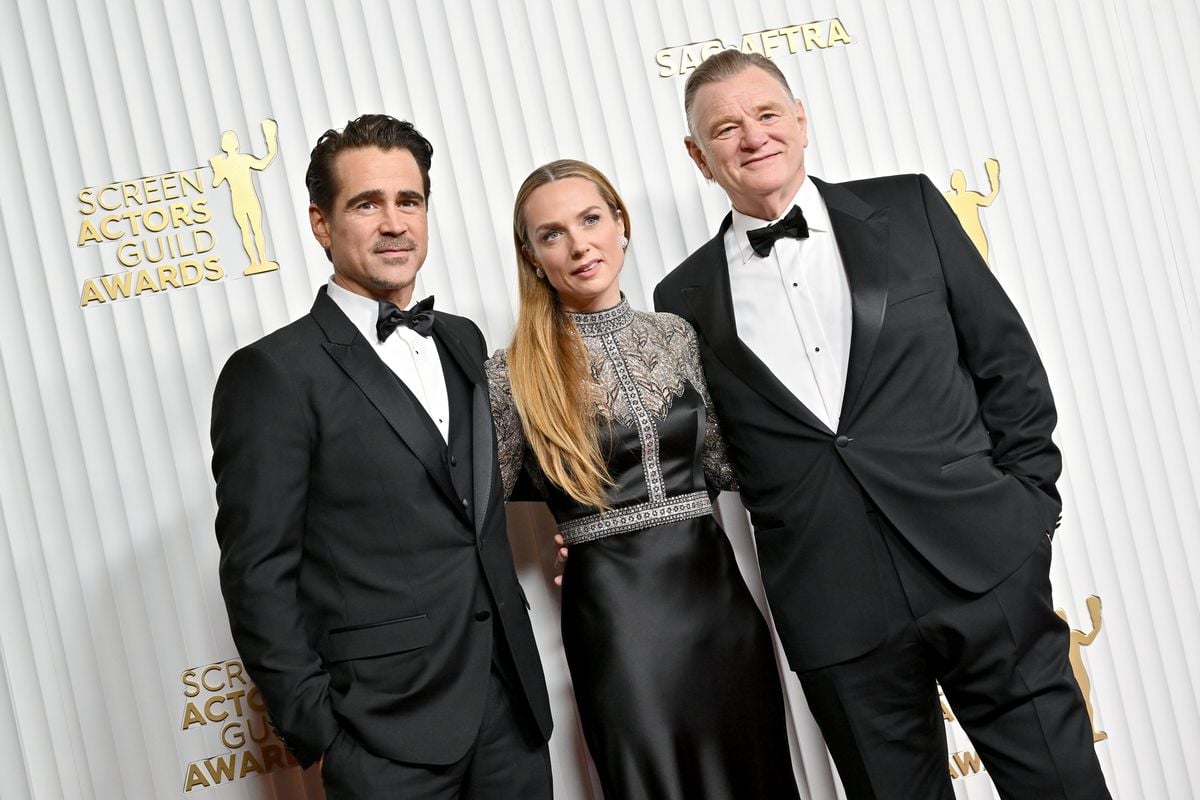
[305,114,434,213]
[683,50,794,138]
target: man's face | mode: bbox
[685,66,809,220]
[309,146,429,306]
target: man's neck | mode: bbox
[332,274,414,308]
[732,172,808,222]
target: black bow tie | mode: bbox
[746,205,809,257]
[377,296,435,340]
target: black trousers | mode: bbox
[798,507,1111,800]
[320,664,552,800]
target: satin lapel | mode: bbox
[311,291,460,512]
[681,217,830,432]
[814,177,890,425]
[432,317,493,541]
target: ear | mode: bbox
[684,136,714,180]
[521,244,538,269]
[793,98,809,149]
[309,203,332,249]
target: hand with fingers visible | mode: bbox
[553,533,569,587]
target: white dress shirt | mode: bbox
[326,278,451,443]
[725,177,852,433]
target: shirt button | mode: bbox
[474,610,491,621]
[835,435,851,448]
[814,347,821,352]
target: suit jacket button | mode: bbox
[450,455,458,466]
[475,610,491,621]
[835,435,850,447]
[461,497,469,508]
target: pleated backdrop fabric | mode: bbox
[0,1,1197,798]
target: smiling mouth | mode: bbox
[742,152,780,167]
[572,259,601,276]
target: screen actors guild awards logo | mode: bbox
[179,658,297,791]
[945,157,1001,266]
[74,118,281,306]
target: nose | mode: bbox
[568,232,587,259]
[741,120,768,150]
[379,204,406,235]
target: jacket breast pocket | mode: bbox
[888,276,943,308]
[324,614,433,663]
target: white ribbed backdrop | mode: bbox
[1,0,1197,798]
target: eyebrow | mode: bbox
[343,188,425,208]
[533,205,604,236]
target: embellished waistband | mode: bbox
[557,490,712,546]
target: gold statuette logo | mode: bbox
[75,118,281,307]
[210,119,279,276]
[945,157,1000,266]
[1058,594,1108,743]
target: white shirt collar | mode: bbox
[326,277,422,344]
[728,177,830,264]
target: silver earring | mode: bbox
[619,235,629,250]
[535,267,544,279]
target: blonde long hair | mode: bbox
[508,160,631,510]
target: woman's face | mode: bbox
[521,177,625,313]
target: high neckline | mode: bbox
[565,295,633,337]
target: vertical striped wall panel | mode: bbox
[0,1,1196,797]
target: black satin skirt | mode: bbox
[560,515,800,799]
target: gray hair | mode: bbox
[683,50,794,138]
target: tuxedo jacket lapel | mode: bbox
[310,290,463,516]
[431,317,494,541]
[681,215,830,433]
[812,178,891,425]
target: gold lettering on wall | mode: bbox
[179,658,296,792]
[655,17,853,78]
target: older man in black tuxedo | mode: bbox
[211,114,552,800]
[655,51,1110,799]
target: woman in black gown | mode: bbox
[486,159,799,799]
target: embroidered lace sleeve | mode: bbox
[681,322,739,492]
[484,349,527,499]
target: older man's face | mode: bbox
[685,66,809,220]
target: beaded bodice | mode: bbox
[486,298,736,544]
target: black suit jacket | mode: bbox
[654,174,1062,672]
[211,287,552,767]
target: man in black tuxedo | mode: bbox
[654,51,1110,799]
[211,114,553,799]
